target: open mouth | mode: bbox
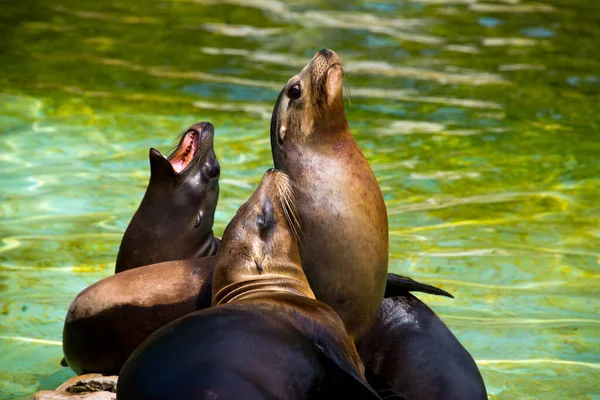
[168,129,200,174]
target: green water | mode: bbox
[1,0,599,398]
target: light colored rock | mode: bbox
[30,374,118,400]
[56,374,117,393]
[30,391,115,399]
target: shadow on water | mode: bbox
[0,0,599,398]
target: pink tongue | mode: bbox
[170,159,187,174]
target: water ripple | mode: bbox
[0,336,62,346]
[387,191,571,215]
[52,5,159,24]
[200,23,284,37]
[476,359,600,370]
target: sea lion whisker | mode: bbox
[275,173,302,243]
[282,195,301,243]
[343,73,352,109]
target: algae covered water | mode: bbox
[1,0,599,398]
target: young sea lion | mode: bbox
[117,169,397,400]
[270,49,388,342]
[115,121,220,273]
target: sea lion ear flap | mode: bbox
[149,148,175,179]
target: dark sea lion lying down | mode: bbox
[360,293,488,400]
[118,169,400,400]
[115,121,221,273]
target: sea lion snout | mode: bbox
[187,121,214,141]
[309,49,343,108]
[318,48,333,58]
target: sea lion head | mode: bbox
[270,48,347,163]
[147,121,220,252]
[212,169,313,305]
[115,121,220,272]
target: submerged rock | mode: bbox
[30,374,117,400]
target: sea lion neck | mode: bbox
[212,273,314,306]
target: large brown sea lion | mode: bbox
[62,257,215,374]
[117,169,400,400]
[270,49,388,342]
[115,121,220,273]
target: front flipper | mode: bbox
[315,344,382,399]
[385,273,454,299]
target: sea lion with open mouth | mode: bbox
[117,169,398,400]
[270,49,388,342]
[62,122,221,374]
[115,121,220,273]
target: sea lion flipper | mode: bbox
[385,273,454,299]
[317,348,382,399]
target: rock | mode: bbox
[30,391,115,400]
[30,374,117,400]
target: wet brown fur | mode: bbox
[271,50,389,342]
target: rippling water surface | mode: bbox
[1,0,599,398]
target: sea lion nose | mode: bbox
[199,122,214,139]
[201,122,214,132]
[319,48,332,58]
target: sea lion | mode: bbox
[360,294,488,400]
[62,257,216,375]
[270,48,388,342]
[115,121,220,273]
[118,169,399,400]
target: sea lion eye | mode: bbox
[195,211,203,228]
[202,159,220,181]
[257,199,275,235]
[288,82,301,100]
